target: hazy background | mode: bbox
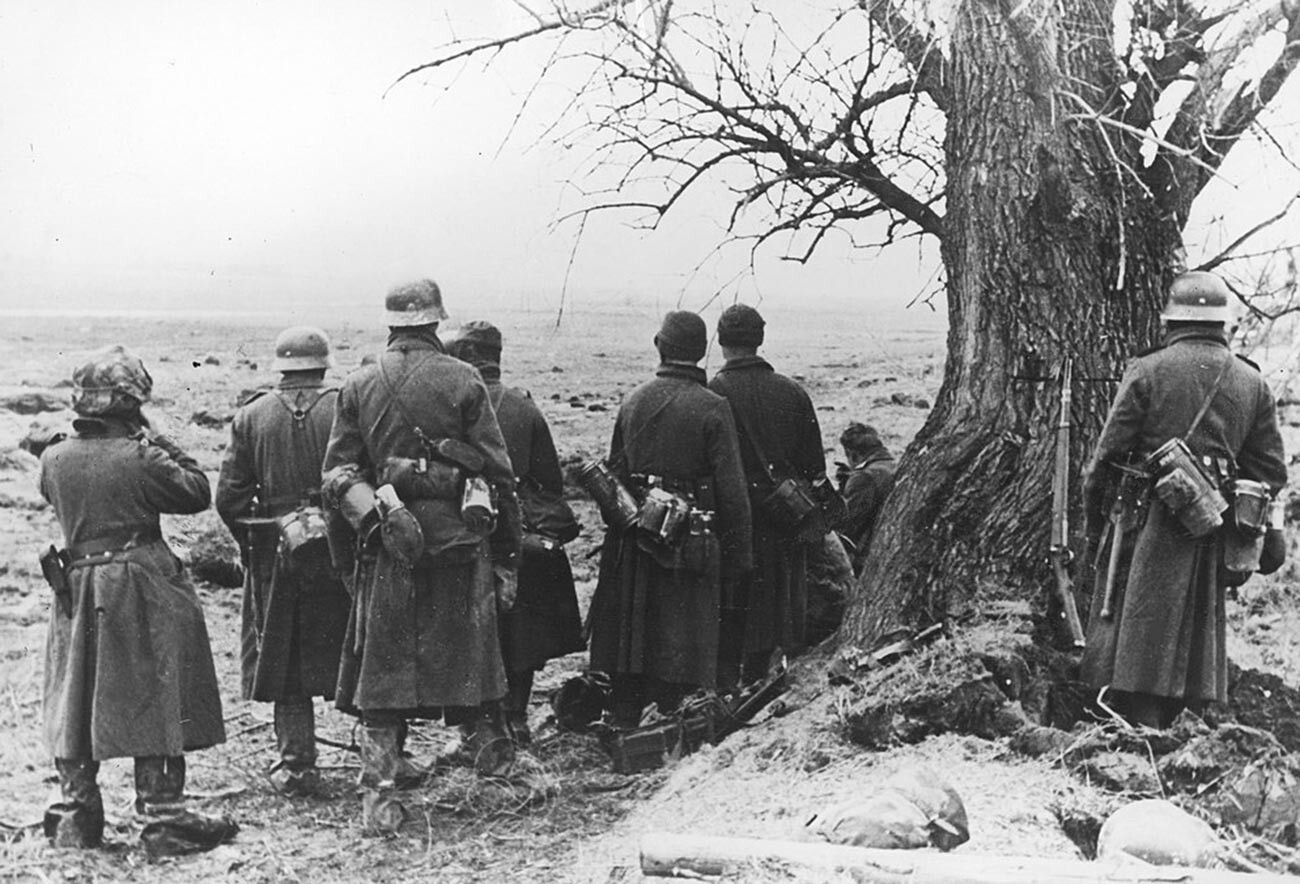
[0,1,1294,326]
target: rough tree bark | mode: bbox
[844,0,1179,643]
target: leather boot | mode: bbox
[358,725,407,835]
[271,698,321,796]
[504,670,534,747]
[468,703,515,777]
[134,756,183,817]
[45,759,104,848]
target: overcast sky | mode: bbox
[0,1,1294,321]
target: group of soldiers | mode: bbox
[35,280,894,846]
[32,269,1286,850]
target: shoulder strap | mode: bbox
[726,400,776,484]
[376,352,436,436]
[1183,352,1234,441]
[273,387,334,423]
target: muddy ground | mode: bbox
[0,304,1296,882]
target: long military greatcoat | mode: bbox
[40,418,225,760]
[1081,327,1287,704]
[483,366,585,674]
[216,375,351,702]
[709,355,826,654]
[589,363,753,689]
[322,330,520,716]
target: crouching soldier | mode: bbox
[321,280,522,833]
[216,326,351,795]
[39,345,230,848]
[447,321,585,745]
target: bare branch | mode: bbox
[1195,192,1300,272]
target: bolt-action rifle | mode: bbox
[1050,358,1086,649]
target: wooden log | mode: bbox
[639,833,1300,883]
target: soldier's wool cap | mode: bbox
[272,325,332,372]
[1162,271,1231,324]
[654,310,707,362]
[71,344,153,416]
[455,320,503,353]
[385,279,449,326]
[717,304,765,347]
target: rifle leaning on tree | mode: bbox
[1050,357,1086,649]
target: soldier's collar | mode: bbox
[656,361,707,384]
[386,328,445,352]
[278,374,325,390]
[718,355,772,372]
[1164,326,1228,347]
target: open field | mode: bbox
[0,303,1296,882]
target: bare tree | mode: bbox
[399,0,1300,646]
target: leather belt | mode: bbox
[68,526,162,563]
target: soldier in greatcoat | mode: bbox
[837,422,897,575]
[588,311,753,725]
[1081,272,1287,728]
[39,345,227,847]
[321,280,521,832]
[446,321,585,745]
[216,326,351,795]
[708,304,828,687]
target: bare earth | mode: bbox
[0,304,1295,882]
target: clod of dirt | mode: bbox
[190,410,233,429]
[1229,666,1300,753]
[188,527,244,588]
[1009,724,1074,759]
[1158,723,1286,795]
[1078,751,1161,795]
[1,391,68,415]
[204,355,221,366]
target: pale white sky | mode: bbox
[0,1,1293,320]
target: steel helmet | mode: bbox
[71,344,153,416]
[271,325,332,371]
[1161,271,1232,324]
[384,279,448,326]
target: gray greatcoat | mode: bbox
[589,363,753,689]
[484,369,585,674]
[322,330,520,716]
[1081,327,1287,704]
[216,376,351,701]
[40,419,225,760]
[709,355,826,654]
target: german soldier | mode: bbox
[39,345,228,847]
[321,280,521,833]
[216,326,351,795]
[588,310,752,725]
[446,321,585,745]
[1080,272,1287,728]
[708,304,829,686]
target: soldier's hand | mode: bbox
[493,564,518,611]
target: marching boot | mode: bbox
[469,703,515,777]
[45,759,104,849]
[271,697,322,796]
[503,670,534,747]
[135,755,238,858]
[358,724,408,835]
[391,719,429,789]
[134,756,182,817]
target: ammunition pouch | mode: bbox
[518,479,581,546]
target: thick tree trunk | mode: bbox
[842,0,1183,646]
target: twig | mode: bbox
[227,720,273,741]
[317,736,360,754]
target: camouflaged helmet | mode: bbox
[271,325,332,372]
[71,344,153,416]
[384,279,448,326]
[1162,271,1232,324]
